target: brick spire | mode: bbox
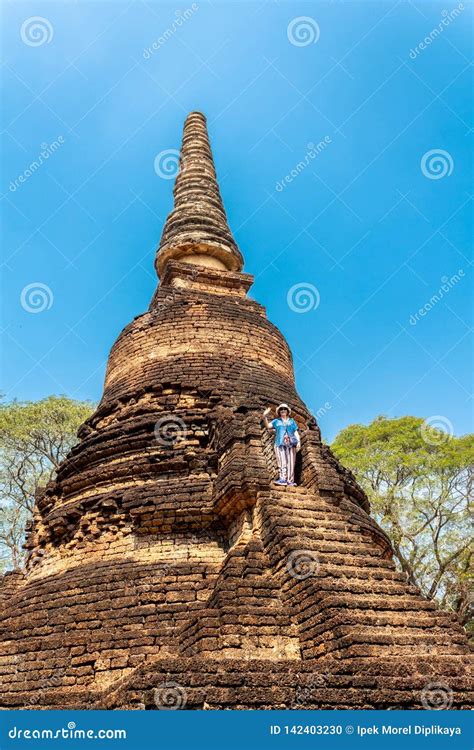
[155,112,244,277]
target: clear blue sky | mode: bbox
[1,0,472,442]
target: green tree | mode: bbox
[0,396,94,572]
[332,416,473,629]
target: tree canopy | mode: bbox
[332,415,473,630]
[0,396,94,571]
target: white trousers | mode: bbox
[274,445,296,483]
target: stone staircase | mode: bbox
[179,511,300,660]
[256,485,468,666]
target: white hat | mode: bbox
[276,403,291,415]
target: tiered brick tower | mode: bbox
[1,113,471,710]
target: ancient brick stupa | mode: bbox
[1,113,471,710]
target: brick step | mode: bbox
[299,609,462,638]
[263,507,379,533]
[263,511,381,537]
[264,520,386,549]
[268,518,369,533]
[282,568,401,592]
[298,593,440,616]
[303,639,469,662]
[293,585,426,606]
[284,588,446,621]
[360,675,469,691]
[301,635,465,658]
[322,624,468,646]
[283,587,425,614]
[283,573,419,595]
[260,510,385,538]
[272,553,395,574]
[264,498,360,515]
[264,497,355,517]
[270,529,383,547]
[303,640,470,660]
[282,671,469,692]
[282,578,440,622]
[268,487,314,495]
[318,653,471,675]
[263,530,387,556]
[337,573,417,592]
[267,486,357,504]
[295,566,408,583]
[267,535,389,559]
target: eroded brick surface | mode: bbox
[1,112,471,710]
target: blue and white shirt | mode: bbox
[271,417,299,447]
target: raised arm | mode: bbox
[263,407,274,431]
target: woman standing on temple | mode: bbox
[263,404,300,486]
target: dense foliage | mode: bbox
[0,396,94,570]
[332,416,473,629]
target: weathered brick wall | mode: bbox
[95,656,470,711]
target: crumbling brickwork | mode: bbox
[0,112,471,710]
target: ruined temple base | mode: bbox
[4,656,471,711]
